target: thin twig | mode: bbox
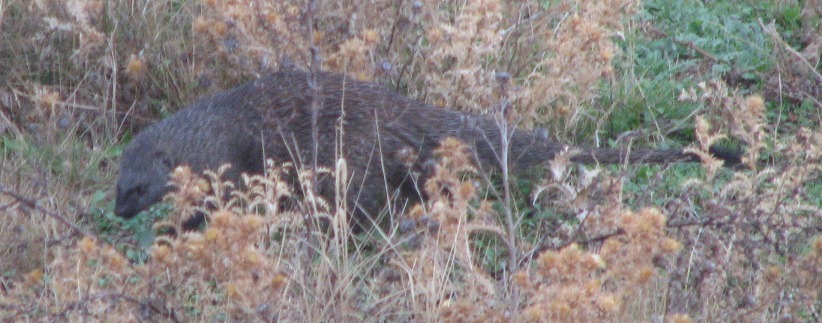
[0,185,96,241]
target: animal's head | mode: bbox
[114,142,176,219]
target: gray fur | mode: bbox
[115,70,737,227]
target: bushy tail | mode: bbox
[570,146,741,165]
[446,113,742,172]
[570,148,694,164]
[500,130,743,171]
[571,146,741,166]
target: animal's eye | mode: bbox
[128,185,145,196]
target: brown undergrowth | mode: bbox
[4,116,817,320]
[1,0,821,321]
[192,0,638,133]
[0,139,683,321]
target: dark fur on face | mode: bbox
[114,87,265,220]
[115,148,174,219]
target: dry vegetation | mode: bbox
[1,0,821,321]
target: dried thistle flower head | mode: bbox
[125,54,146,80]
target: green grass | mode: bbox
[600,0,777,141]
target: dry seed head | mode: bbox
[265,12,279,24]
[458,181,475,200]
[636,220,655,236]
[744,94,765,116]
[600,47,613,60]
[428,27,444,44]
[694,116,711,143]
[551,301,573,317]
[582,22,604,41]
[621,211,637,227]
[171,165,192,180]
[636,266,654,284]
[212,20,228,37]
[559,243,583,264]
[584,279,602,294]
[152,244,171,262]
[210,211,233,228]
[184,233,205,248]
[78,236,96,254]
[434,97,447,107]
[193,17,210,33]
[597,294,619,312]
[204,228,221,241]
[312,30,324,44]
[242,249,262,267]
[34,88,60,110]
[285,4,299,16]
[242,215,264,231]
[813,236,822,256]
[395,146,418,168]
[437,137,466,155]
[524,307,543,321]
[537,250,561,274]
[558,105,572,118]
[355,71,370,81]
[362,29,379,44]
[587,254,606,270]
[271,273,288,290]
[678,87,699,102]
[570,14,582,26]
[66,0,103,25]
[225,283,240,298]
[513,271,530,287]
[641,208,666,228]
[764,265,782,283]
[24,269,43,285]
[196,178,211,193]
[668,314,693,323]
[600,239,620,259]
[408,204,426,221]
[660,238,682,253]
[125,55,146,79]
[103,247,127,269]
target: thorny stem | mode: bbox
[384,0,404,57]
[495,72,520,302]
[396,2,425,92]
[303,0,321,266]
[307,0,321,206]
